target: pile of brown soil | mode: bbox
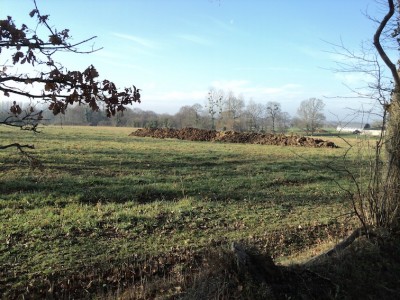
[130,127,218,141]
[129,127,339,148]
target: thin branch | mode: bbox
[0,36,101,52]
[0,143,35,150]
[0,142,44,169]
[0,86,69,99]
[373,0,400,88]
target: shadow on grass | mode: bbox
[0,153,351,209]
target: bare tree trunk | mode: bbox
[383,83,400,227]
[373,0,400,228]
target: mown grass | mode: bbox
[0,125,363,298]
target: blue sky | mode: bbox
[1,0,389,121]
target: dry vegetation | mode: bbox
[130,127,338,148]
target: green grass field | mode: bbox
[0,126,364,298]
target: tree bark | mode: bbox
[383,83,400,227]
[373,0,400,228]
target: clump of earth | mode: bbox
[129,127,339,148]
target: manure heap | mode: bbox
[129,127,339,148]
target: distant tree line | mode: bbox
[1,89,326,134]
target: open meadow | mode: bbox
[0,126,364,298]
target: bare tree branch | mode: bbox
[0,1,141,168]
[0,143,35,150]
[373,0,400,88]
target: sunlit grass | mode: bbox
[0,125,363,297]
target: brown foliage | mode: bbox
[0,0,140,125]
[0,0,140,161]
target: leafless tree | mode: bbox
[328,0,400,231]
[206,87,224,130]
[175,105,202,128]
[276,111,291,133]
[265,101,281,133]
[366,0,400,229]
[244,99,263,132]
[220,90,244,131]
[296,98,326,135]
